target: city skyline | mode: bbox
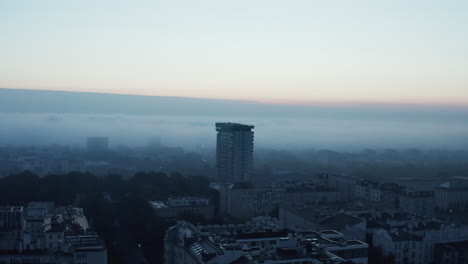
[2,0,468,105]
[2,2,468,263]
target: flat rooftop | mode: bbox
[149,201,167,209]
[216,122,254,131]
[0,206,23,212]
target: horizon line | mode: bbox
[1,87,468,109]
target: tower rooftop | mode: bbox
[215,122,254,131]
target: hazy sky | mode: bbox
[2,0,468,104]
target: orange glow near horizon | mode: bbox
[2,1,468,107]
[2,87,468,109]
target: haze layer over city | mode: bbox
[1,89,467,151]
[1,1,468,264]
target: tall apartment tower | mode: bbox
[216,122,254,182]
[87,137,109,153]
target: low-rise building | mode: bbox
[434,240,468,264]
[399,190,434,217]
[319,213,366,242]
[0,204,107,264]
[360,210,468,264]
[435,180,468,212]
[164,219,368,264]
[0,206,25,251]
[24,202,56,249]
[356,179,435,217]
[321,174,358,202]
[150,197,215,220]
[279,204,366,241]
[198,216,280,236]
[213,182,341,219]
[355,180,401,209]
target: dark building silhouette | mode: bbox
[87,137,109,153]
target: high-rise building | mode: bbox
[215,122,254,182]
[86,137,109,153]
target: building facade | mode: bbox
[355,210,468,264]
[355,179,435,217]
[279,205,367,241]
[164,219,368,264]
[0,204,107,264]
[0,206,24,251]
[435,180,468,212]
[373,225,468,264]
[323,174,358,202]
[216,122,254,183]
[213,183,341,219]
[150,197,215,220]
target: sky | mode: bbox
[1,0,468,105]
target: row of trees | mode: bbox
[0,170,215,264]
[0,170,213,204]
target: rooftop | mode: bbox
[236,230,289,240]
[388,229,423,242]
[0,206,23,212]
[320,213,365,231]
[437,180,468,190]
[43,207,89,233]
[280,202,358,224]
[167,220,368,264]
[215,122,254,131]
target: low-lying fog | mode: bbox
[0,89,467,151]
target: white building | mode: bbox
[0,204,107,264]
[371,214,468,264]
